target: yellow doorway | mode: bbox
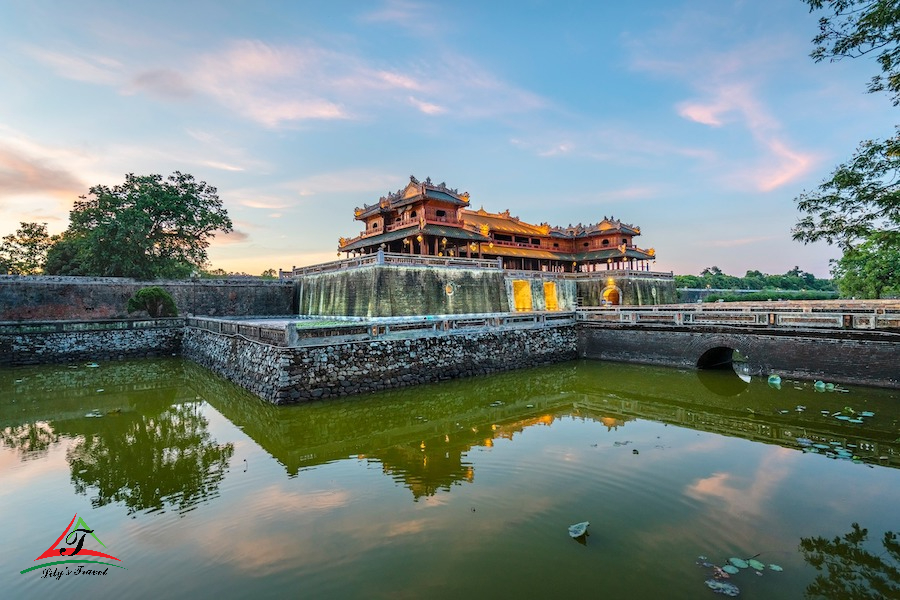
[602,286,620,305]
[512,280,533,311]
[543,282,558,311]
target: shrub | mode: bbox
[127,286,178,317]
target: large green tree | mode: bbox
[46,172,232,279]
[830,235,900,297]
[0,222,52,275]
[795,1,900,297]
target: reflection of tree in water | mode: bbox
[800,523,899,599]
[0,422,59,460]
[66,402,234,515]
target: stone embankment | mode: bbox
[182,325,577,404]
[0,319,183,366]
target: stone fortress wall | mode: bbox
[0,275,295,321]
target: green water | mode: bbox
[2,359,898,599]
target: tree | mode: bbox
[793,134,900,250]
[807,0,900,105]
[52,172,232,279]
[44,233,89,276]
[127,286,179,317]
[0,222,52,275]
[261,268,277,278]
[830,236,900,297]
[796,2,900,297]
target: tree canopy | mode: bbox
[793,134,900,250]
[796,1,900,297]
[675,266,834,292]
[0,222,52,275]
[807,0,900,105]
[46,172,232,279]
[830,235,900,297]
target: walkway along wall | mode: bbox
[182,325,577,404]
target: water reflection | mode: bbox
[64,401,234,515]
[2,359,898,509]
[1,421,59,460]
[800,524,900,599]
[193,360,900,501]
[1,359,234,516]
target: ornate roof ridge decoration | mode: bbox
[548,215,641,236]
[461,207,521,222]
[354,176,469,215]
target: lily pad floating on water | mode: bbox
[722,564,740,575]
[768,564,783,572]
[705,579,740,596]
[728,557,749,569]
[568,521,589,538]
[836,415,852,421]
[748,559,766,570]
[849,419,864,424]
[814,380,826,391]
[860,411,875,418]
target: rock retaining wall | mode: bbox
[1,321,183,366]
[182,325,578,404]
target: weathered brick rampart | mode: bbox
[0,275,294,320]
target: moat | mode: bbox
[2,359,898,599]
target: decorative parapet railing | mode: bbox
[576,301,900,330]
[186,317,289,346]
[280,250,502,278]
[281,251,672,279]
[0,318,185,334]
[187,312,577,348]
[505,269,675,280]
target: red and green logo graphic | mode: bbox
[20,514,126,575]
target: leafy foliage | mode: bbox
[675,266,835,292]
[830,235,900,297]
[806,0,900,105]
[800,523,900,599]
[0,222,52,275]
[793,134,900,250]
[48,172,232,279]
[702,290,838,302]
[127,286,179,317]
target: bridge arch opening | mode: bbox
[696,346,751,394]
[697,346,735,370]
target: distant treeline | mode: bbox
[675,266,836,298]
[700,290,838,302]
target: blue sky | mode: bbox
[1,0,894,277]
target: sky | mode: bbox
[0,0,895,278]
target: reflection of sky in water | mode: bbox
[1,359,898,599]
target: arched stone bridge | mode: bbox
[576,302,900,389]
